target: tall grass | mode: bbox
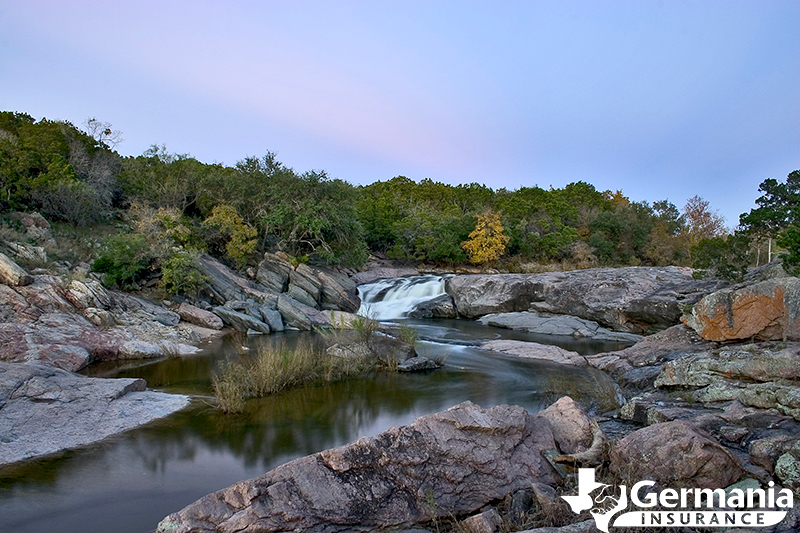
[212,339,375,413]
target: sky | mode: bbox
[1,0,798,226]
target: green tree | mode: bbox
[740,170,800,273]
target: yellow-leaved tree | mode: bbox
[461,209,510,263]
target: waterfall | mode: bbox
[357,275,445,320]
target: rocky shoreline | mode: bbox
[3,246,800,532]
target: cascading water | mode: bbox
[357,275,445,320]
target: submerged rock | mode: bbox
[409,293,457,319]
[157,401,559,533]
[0,362,190,466]
[479,340,588,367]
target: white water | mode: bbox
[357,275,445,320]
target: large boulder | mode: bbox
[199,255,278,305]
[610,420,744,487]
[683,277,800,341]
[478,312,642,343]
[256,253,293,293]
[317,269,360,312]
[446,267,721,334]
[213,306,271,334]
[177,303,224,330]
[409,293,458,319]
[352,260,419,285]
[157,402,558,533]
[277,294,313,330]
[0,362,190,466]
[0,252,33,287]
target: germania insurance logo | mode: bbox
[561,468,794,532]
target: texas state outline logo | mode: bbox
[561,468,794,532]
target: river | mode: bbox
[0,276,628,533]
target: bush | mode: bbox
[160,249,209,296]
[92,232,153,288]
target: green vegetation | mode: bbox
[2,109,798,292]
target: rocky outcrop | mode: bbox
[610,420,745,487]
[0,252,34,287]
[479,340,589,367]
[478,311,642,343]
[446,266,722,334]
[199,253,361,332]
[213,306,272,334]
[585,324,714,389]
[683,277,800,341]
[157,402,559,533]
[0,362,190,466]
[652,343,800,419]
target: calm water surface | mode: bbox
[0,319,626,533]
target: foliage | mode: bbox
[202,204,257,268]
[92,232,153,288]
[461,209,510,263]
[161,249,209,296]
[691,233,751,282]
[740,170,800,274]
[682,195,727,246]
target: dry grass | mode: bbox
[212,338,375,413]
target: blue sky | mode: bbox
[1,0,798,226]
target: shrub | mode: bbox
[160,248,209,296]
[92,232,152,288]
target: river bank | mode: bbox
[3,249,800,532]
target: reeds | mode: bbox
[212,339,374,413]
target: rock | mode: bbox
[775,443,800,490]
[459,508,501,533]
[176,303,224,330]
[585,324,713,382]
[199,254,278,305]
[0,252,33,287]
[259,305,284,332]
[610,420,745,487]
[749,435,798,474]
[516,520,597,533]
[157,401,559,533]
[529,483,562,518]
[409,293,458,319]
[352,260,419,285]
[114,293,180,326]
[508,489,534,526]
[397,356,441,372]
[65,279,113,310]
[118,340,166,359]
[317,269,360,312]
[446,267,721,334]
[479,340,588,367]
[83,307,115,328]
[213,306,271,334]
[683,277,800,341]
[537,396,593,455]
[277,294,313,330]
[478,311,642,343]
[291,263,322,302]
[653,343,800,419]
[256,252,293,292]
[5,241,47,263]
[0,362,190,466]
[287,282,318,307]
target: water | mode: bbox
[357,274,445,319]
[0,277,630,533]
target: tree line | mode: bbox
[0,111,797,294]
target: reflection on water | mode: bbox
[0,318,626,533]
